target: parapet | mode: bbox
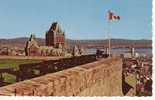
[0,57,123,96]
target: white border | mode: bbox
[0,0,154,100]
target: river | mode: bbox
[86,48,152,57]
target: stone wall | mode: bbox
[0,57,124,96]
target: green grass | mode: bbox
[0,59,42,69]
[137,91,152,96]
[32,69,40,75]
[125,74,136,87]
[2,73,16,83]
[0,59,43,84]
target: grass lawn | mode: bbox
[2,73,16,83]
[125,74,136,87]
[0,59,42,69]
[0,59,43,84]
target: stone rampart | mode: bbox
[0,57,124,96]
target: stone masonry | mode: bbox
[0,56,125,96]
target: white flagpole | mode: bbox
[107,11,111,57]
[107,10,120,57]
[108,20,111,57]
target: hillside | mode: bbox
[0,37,152,49]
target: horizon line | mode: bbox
[0,36,152,41]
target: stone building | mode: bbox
[25,22,66,56]
[25,34,40,56]
[25,22,85,57]
[0,47,9,55]
[0,46,25,56]
[25,34,65,56]
[45,22,65,48]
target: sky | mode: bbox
[0,0,152,40]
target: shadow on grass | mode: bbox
[0,54,97,87]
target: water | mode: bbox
[86,48,152,57]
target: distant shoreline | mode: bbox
[0,37,152,49]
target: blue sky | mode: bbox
[0,0,152,40]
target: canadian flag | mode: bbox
[108,10,120,21]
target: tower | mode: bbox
[25,34,40,56]
[45,22,65,48]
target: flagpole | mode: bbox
[108,19,111,57]
[107,10,111,57]
[107,10,120,57]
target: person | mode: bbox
[96,49,101,58]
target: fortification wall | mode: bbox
[0,57,124,96]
